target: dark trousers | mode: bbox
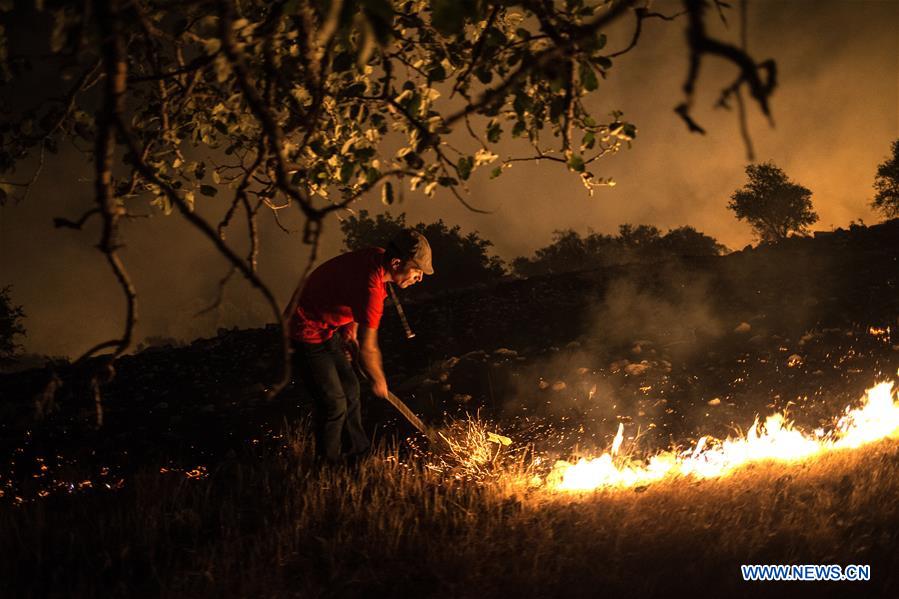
[292,334,369,462]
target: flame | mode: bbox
[546,381,898,493]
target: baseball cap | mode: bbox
[389,229,434,275]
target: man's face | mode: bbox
[390,259,424,288]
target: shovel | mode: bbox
[348,343,440,445]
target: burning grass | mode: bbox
[545,381,899,492]
[3,382,899,597]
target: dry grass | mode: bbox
[2,422,899,598]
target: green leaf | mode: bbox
[567,154,585,173]
[437,176,458,186]
[200,184,218,197]
[365,167,380,184]
[427,64,447,82]
[486,120,502,144]
[403,152,424,169]
[513,92,530,118]
[579,62,598,92]
[457,156,474,181]
[512,120,526,138]
[582,131,595,149]
[475,68,493,84]
[339,160,355,184]
[490,167,502,179]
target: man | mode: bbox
[286,229,433,463]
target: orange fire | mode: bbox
[545,380,898,492]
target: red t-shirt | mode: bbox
[288,247,388,344]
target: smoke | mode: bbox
[492,264,730,455]
[591,271,725,359]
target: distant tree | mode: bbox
[617,223,662,249]
[727,162,817,242]
[660,226,728,256]
[0,286,26,363]
[512,224,724,276]
[872,139,899,218]
[340,210,506,295]
[512,229,592,277]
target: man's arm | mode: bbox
[358,325,388,399]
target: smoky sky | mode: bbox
[1,0,897,358]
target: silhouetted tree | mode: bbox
[728,162,817,243]
[0,286,26,363]
[341,210,505,295]
[659,226,728,256]
[512,224,724,276]
[872,139,899,218]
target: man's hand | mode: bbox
[371,378,389,400]
[343,339,359,363]
[340,322,360,362]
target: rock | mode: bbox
[493,348,518,358]
[734,322,751,334]
[799,332,817,345]
[609,359,630,373]
[575,367,590,376]
[631,343,643,355]
[624,361,650,376]
[707,398,721,406]
[538,379,550,390]
[551,381,567,392]
[787,354,803,367]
